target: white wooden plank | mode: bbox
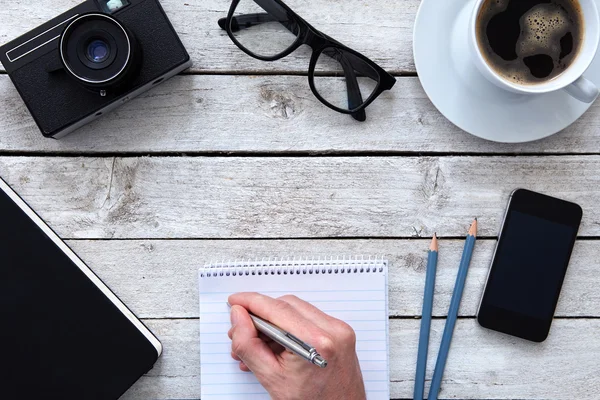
[2,75,600,154]
[0,156,598,238]
[0,0,416,74]
[67,239,600,319]
[121,318,600,399]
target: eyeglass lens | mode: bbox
[313,47,380,111]
[229,0,382,112]
[230,0,300,58]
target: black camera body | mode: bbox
[0,0,191,138]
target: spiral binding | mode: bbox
[199,256,387,278]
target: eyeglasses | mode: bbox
[218,0,396,121]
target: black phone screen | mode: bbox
[0,180,159,399]
[478,189,582,342]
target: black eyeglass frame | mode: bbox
[218,0,396,121]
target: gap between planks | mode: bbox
[142,316,600,321]
[3,151,600,157]
[62,236,600,241]
[0,70,419,77]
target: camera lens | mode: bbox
[60,13,141,90]
[86,39,110,63]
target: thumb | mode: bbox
[230,305,280,376]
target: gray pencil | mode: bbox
[413,234,438,400]
[428,219,477,400]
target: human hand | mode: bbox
[228,292,366,400]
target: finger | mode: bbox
[239,361,250,372]
[230,324,276,343]
[240,326,283,353]
[277,294,335,332]
[236,323,285,354]
[231,351,241,361]
[233,327,275,343]
[277,295,357,351]
[258,332,273,343]
[229,305,280,377]
[267,341,286,354]
[229,293,315,339]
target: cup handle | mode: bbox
[564,76,599,103]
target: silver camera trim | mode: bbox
[59,13,132,84]
[5,14,80,63]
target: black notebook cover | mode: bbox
[0,178,161,399]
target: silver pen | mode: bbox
[227,303,328,368]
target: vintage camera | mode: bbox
[0,0,192,138]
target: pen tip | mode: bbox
[314,355,328,368]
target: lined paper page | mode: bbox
[199,260,389,400]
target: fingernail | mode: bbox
[230,307,239,327]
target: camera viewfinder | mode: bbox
[97,0,130,13]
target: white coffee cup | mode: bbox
[469,0,600,103]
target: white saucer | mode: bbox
[414,0,600,143]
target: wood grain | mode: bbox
[120,318,600,399]
[66,239,600,319]
[2,75,600,154]
[0,156,597,239]
[0,0,416,74]
[2,3,597,399]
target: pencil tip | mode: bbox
[430,234,438,251]
[469,218,478,237]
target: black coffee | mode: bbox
[476,0,584,84]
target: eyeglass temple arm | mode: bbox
[322,49,367,121]
[218,14,368,121]
[218,14,300,34]
[314,31,383,120]
[218,0,290,31]
[319,33,380,80]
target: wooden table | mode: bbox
[1,1,599,399]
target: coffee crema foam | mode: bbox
[476,0,583,85]
[518,5,570,57]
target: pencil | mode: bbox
[427,219,477,400]
[413,234,438,400]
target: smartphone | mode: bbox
[0,177,162,398]
[477,189,582,342]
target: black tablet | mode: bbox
[0,177,161,399]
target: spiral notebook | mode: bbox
[198,258,390,399]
